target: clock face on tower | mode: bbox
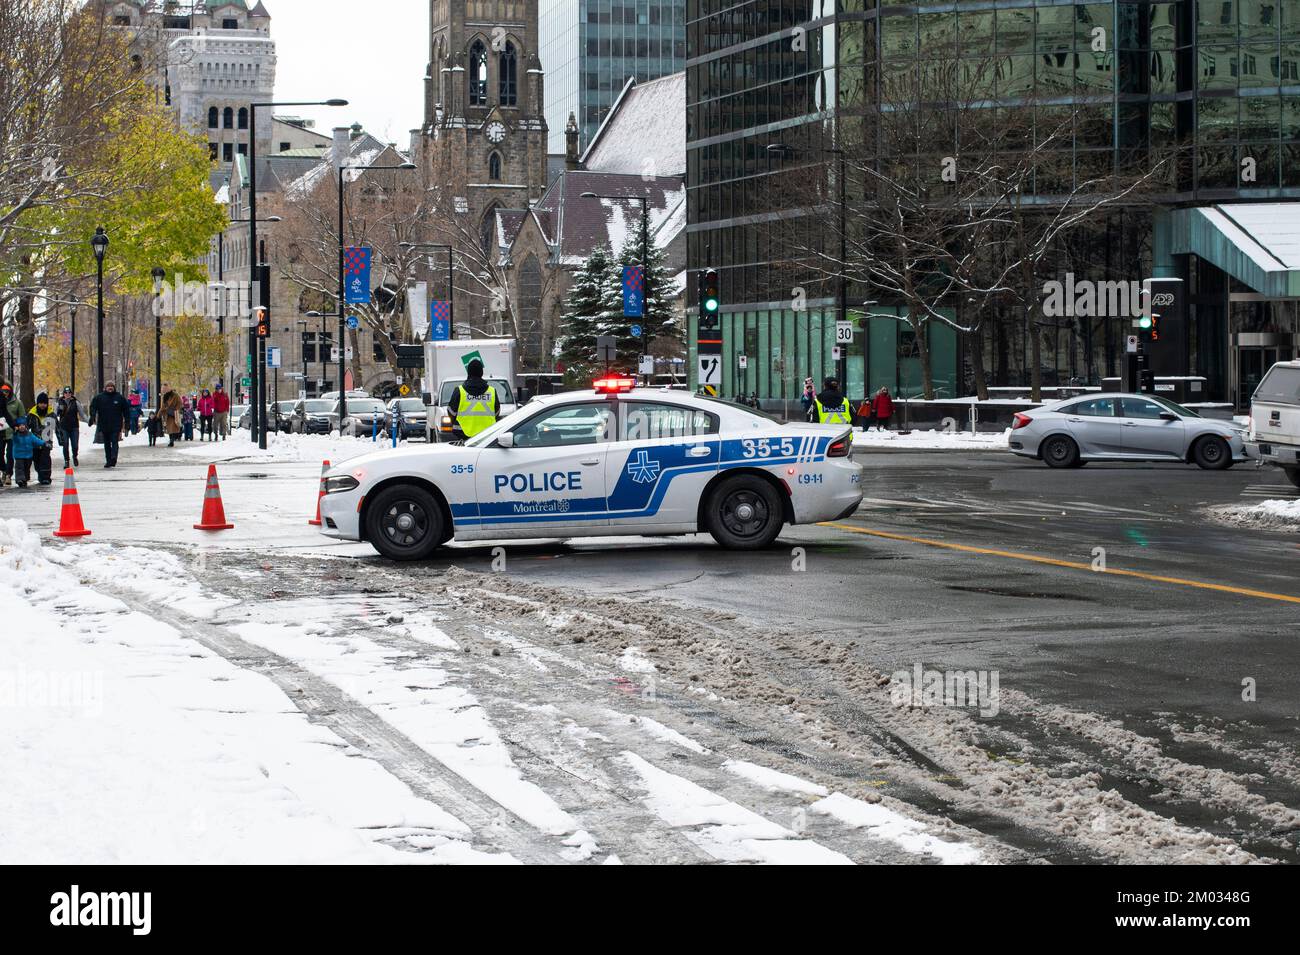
[485,121,507,144]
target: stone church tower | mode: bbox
[423,0,549,251]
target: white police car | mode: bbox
[317,376,863,560]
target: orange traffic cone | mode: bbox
[52,468,92,538]
[193,464,234,531]
[308,459,330,526]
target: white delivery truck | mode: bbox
[423,338,519,442]
[1246,359,1300,487]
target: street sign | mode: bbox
[245,354,252,372]
[266,346,282,369]
[697,354,721,389]
[1126,335,1139,354]
[832,345,842,360]
[430,301,451,341]
[738,354,748,369]
[399,384,411,396]
[330,347,340,362]
[240,376,251,388]
[298,389,307,401]
[346,315,359,330]
[836,320,854,344]
[638,355,655,376]
[596,335,616,364]
[622,265,644,318]
[630,324,642,338]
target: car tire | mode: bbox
[1284,466,1300,488]
[365,484,444,561]
[1041,435,1079,469]
[1192,435,1231,470]
[705,475,785,549]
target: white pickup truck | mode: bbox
[1247,359,1300,487]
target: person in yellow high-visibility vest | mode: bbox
[449,358,500,440]
[808,376,851,428]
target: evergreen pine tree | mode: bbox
[608,229,675,376]
[556,246,615,384]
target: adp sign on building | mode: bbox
[345,247,372,304]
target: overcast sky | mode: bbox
[270,1,428,148]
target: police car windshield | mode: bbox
[438,379,514,405]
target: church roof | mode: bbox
[581,73,685,179]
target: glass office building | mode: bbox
[540,0,688,154]
[686,1,1300,403]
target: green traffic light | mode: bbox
[1138,315,1152,329]
[704,298,719,313]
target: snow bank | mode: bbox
[174,430,408,465]
[1210,497,1300,531]
[852,427,1011,451]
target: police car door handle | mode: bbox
[686,446,711,457]
[579,457,601,466]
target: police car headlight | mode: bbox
[324,475,359,494]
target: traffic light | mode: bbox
[254,306,270,338]
[1136,313,1153,331]
[700,268,719,315]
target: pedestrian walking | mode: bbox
[212,382,230,440]
[26,392,56,485]
[198,389,215,440]
[856,394,877,430]
[88,381,130,468]
[160,385,182,447]
[871,387,894,431]
[128,389,143,435]
[145,411,162,446]
[181,396,196,441]
[9,418,47,487]
[55,387,82,469]
[0,381,25,486]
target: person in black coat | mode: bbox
[55,387,82,469]
[88,381,130,468]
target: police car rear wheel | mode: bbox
[707,476,783,549]
[366,485,443,561]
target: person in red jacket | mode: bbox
[197,389,215,441]
[211,382,231,440]
[871,387,894,431]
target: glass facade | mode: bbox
[687,1,1300,399]
[540,0,688,154]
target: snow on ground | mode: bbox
[0,519,507,864]
[811,793,983,865]
[852,427,1010,451]
[1210,497,1300,530]
[172,430,410,466]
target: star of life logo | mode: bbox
[626,449,661,484]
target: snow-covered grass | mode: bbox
[852,427,1011,451]
[1211,497,1300,530]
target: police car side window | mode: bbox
[512,403,613,448]
[622,402,718,441]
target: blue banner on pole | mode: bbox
[622,265,644,318]
[344,246,372,304]
[430,301,451,341]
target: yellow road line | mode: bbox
[819,522,1300,606]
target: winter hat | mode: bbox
[36,392,48,404]
[215,382,223,390]
[14,416,26,426]
[467,358,484,377]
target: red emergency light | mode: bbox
[593,375,636,394]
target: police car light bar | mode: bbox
[593,376,636,394]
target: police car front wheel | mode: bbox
[365,485,444,561]
[706,475,784,549]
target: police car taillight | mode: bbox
[827,436,850,457]
[593,376,636,394]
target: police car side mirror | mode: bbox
[496,431,515,449]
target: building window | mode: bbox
[499,41,518,106]
[373,336,387,362]
[518,255,543,369]
[238,107,248,129]
[223,18,239,30]
[488,151,502,180]
[279,141,292,152]
[113,15,131,26]
[469,39,488,105]
[223,143,233,162]
[209,142,218,161]
[208,106,218,128]
[223,107,234,129]
[237,142,247,155]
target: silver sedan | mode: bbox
[1009,393,1247,469]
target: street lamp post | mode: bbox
[398,242,455,340]
[336,159,415,426]
[249,98,347,449]
[581,192,651,378]
[91,227,108,392]
[69,303,78,394]
[151,267,166,409]
[220,215,280,401]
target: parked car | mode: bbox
[1246,359,1300,487]
[330,397,388,435]
[232,404,250,430]
[271,400,296,433]
[385,397,428,440]
[287,398,336,434]
[1009,392,1247,469]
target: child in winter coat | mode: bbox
[146,411,163,447]
[181,397,196,441]
[27,392,56,484]
[10,418,47,487]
